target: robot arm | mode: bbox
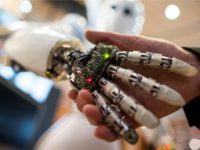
[2,26,197,145]
[4,26,83,78]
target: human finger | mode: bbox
[82,104,103,125]
[76,89,93,111]
[68,89,78,101]
[95,125,118,142]
[85,30,175,54]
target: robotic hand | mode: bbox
[3,27,197,144]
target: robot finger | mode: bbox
[98,78,159,128]
[115,51,197,76]
[92,90,138,144]
[106,65,185,107]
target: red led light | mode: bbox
[86,77,93,84]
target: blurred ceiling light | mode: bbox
[135,2,145,13]
[165,4,180,20]
[0,0,3,7]
[0,65,15,80]
[135,15,145,25]
[132,24,143,34]
[77,17,86,26]
[19,0,32,14]
[189,139,200,150]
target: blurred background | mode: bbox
[0,0,200,46]
[0,0,200,150]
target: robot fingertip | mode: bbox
[184,66,198,77]
[135,105,159,128]
[124,129,139,145]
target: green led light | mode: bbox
[45,70,52,78]
[103,53,110,60]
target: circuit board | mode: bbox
[71,43,118,90]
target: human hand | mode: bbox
[69,30,200,142]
